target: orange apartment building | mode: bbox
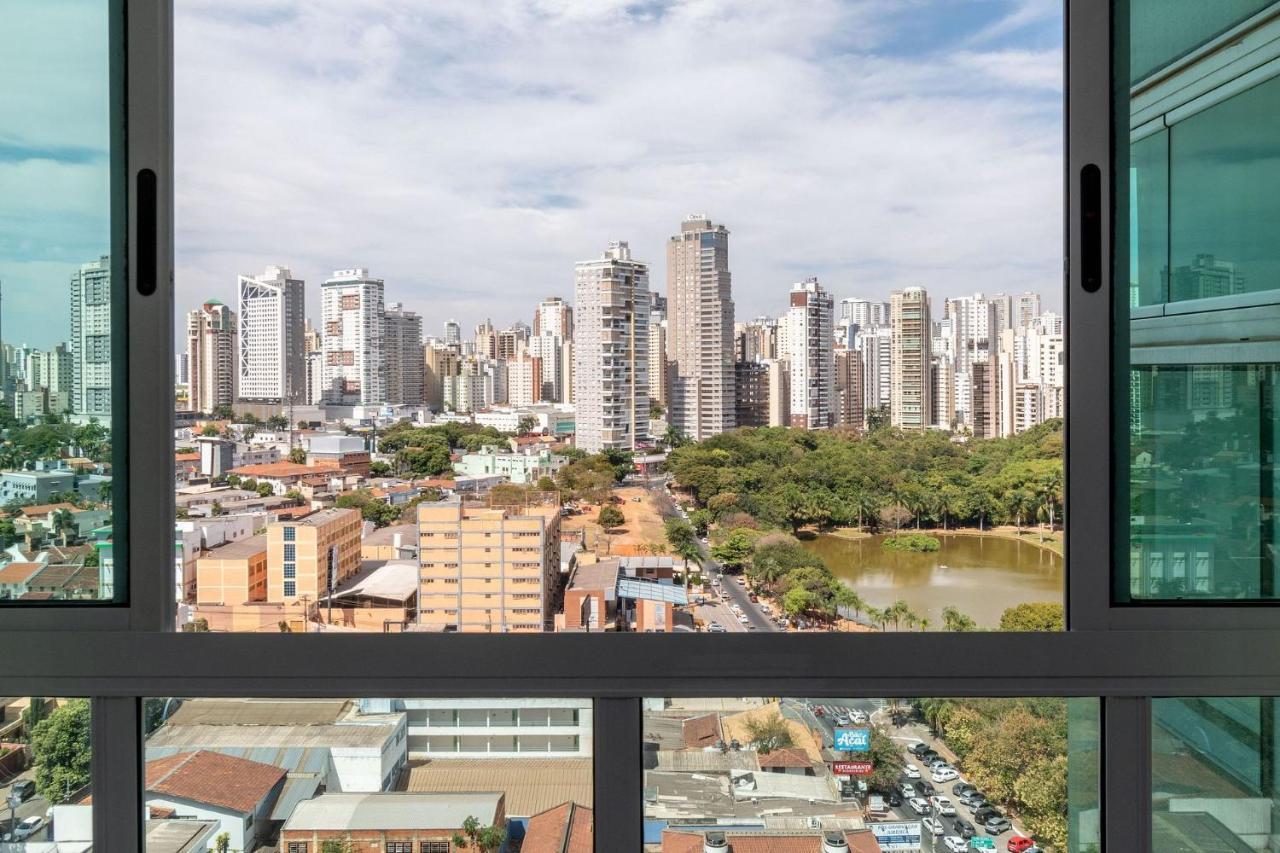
[417,498,561,633]
[193,508,362,631]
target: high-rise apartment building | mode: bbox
[781,278,834,429]
[647,312,669,407]
[417,497,562,633]
[990,293,1013,334]
[383,302,424,405]
[186,299,237,414]
[856,325,893,425]
[839,298,890,329]
[25,344,73,398]
[443,319,461,347]
[667,215,734,440]
[1015,291,1042,330]
[736,317,778,363]
[533,296,573,340]
[764,358,791,427]
[474,320,497,360]
[423,343,461,411]
[507,353,543,407]
[834,347,864,430]
[69,255,112,416]
[528,334,567,403]
[573,241,650,453]
[890,286,932,430]
[237,265,305,405]
[733,361,769,428]
[931,356,955,431]
[321,269,385,405]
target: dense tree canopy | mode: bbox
[666,421,1063,533]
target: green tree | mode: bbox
[214,832,231,853]
[866,727,905,790]
[22,697,45,731]
[597,505,625,531]
[289,446,308,464]
[255,482,274,497]
[320,838,356,853]
[743,711,795,753]
[664,518,701,577]
[452,815,506,852]
[516,415,538,436]
[30,699,91,803]
[200,423,221,437]
[687,508,712,536]
[782,586,815,618]
[0,517,15,548]
[709,528,760,571]
[368,459,392,476]
[335,490,402,528]
[942,605,978,632]
[999,602,1064,632]
[211,404,234,420]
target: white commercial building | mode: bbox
[573,241,650,453]
[366,698,593,760]
[186,299,237,414]
[69,255,113,416]
[781,277,834,429]
[237,265,305,405]
[321,269,386,405]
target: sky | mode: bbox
[1,0,1065,349]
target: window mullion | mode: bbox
[592,696,642,853]
[1102,695,1153,849]
[91,696,143,849]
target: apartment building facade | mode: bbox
[267,508,363,604]
[186,299,237,414]
[237,265,306,405]
[321,269,386,405]
[782,277,834,430]
[416,498,561,633]
[890,286,932,430]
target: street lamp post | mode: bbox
[6,791,22,840]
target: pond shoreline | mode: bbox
[825,525,1063,556]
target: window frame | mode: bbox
[0,1,1277,851]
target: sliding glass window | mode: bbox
[0,0,126,606]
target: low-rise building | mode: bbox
[143,751,287,853]
[362,697,593,762]
[0,469,76,504]
[194,534,269,606]
[521,801,593,853]
[453,445,568,485]
[280,792,505,852]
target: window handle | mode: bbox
[136,168,157,295]
[1080,164,1102,292]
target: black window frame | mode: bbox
[0,1,1277,851]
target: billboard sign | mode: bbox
[833,760,874,776]
[869,821,922,852]
[834,727,871,752]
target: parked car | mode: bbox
[835,712,851,726]
[737,615,749,624]
[908,797,931,816]
[11,780,35,801]
[931,796,957,816]
[915,779,936,795]
[926,756,951,770]
[951,818,976,839]
[944,836,969,852]
[932,766,959,783]
[922,817,946,837]
[953,782,978,797]
[1008,837,1037,853]
[898,782,917,798]
[908,742,930,757]
[920,749,941,762]
[961,792,988,810]
[973,804,1003,824]
[886,791,903,808]
[985,817,1013,835]
[707,622,726,633]
[903,763,921,779]
[11,816,44,841]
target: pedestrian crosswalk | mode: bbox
[808,701,882,720]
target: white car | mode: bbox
[908,797,930,815]
[850,710,868,723]
[903,763,921,778]
[834,713,851,726]
[944,837,969,852]
[900,783,917,798]
[738,615,750,624]
[922,817,946,836]
[931,795,956,816]
[11,816,44,841]
[932,766,959,783]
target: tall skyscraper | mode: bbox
[237,265,305,405]
[69,255,112,416]
[443,319,461,347]
[320,269,385,405]
[647,309,669,407]
[507,353,543,406]
[1015,291,1042,330]
[383,302,424,405]
[424,343,461,411]
[573,242,650,453]
[667,215,734,440]
[533,296,573,340]
[840,298,890,329]
[834,347,864,430]
[186,299,237,414]
[474,320,497,360]
[856,325,893,424]
[781,277,835,429]
[890,286,932,431]
[529,334,567,403]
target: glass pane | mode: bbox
[1152,697,1278,851]
[1117,1,1280,601]
[176,1,1066,632]
[143,697,592,851]
[0,1,124,604]
[644,695,1097,852]
[2,697,92,849]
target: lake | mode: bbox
[801,533,1064,628]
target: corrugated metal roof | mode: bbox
[284,792,503,831]
[270,774,323,821]
[618,577,688,605]
[404,759,592,817]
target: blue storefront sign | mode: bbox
[833,727,871,751]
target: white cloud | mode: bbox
[173,0,1064,337]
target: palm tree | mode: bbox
[864,606,885,631]
[1039,468,1063,536]
[918,617,931,632]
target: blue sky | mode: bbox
[2,1,1064,349]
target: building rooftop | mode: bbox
[0,562,46,584]
[145,819,219,853]
[682,713,721,749]
[321,560,418,604]
[758,747,813,770]
[20,502,81,517]
[361,523,417,547]
[146,750,285,814]
[165,698,351,727]
[229,461,314,478]
[403,758,592,817]
[618,577,688,605]
[567,560,621,595]
[200,534,267,560]
[148,722,397,751]
[283,792,503,832]
[522,801,593,853]
[663,830,879,853]
[277,507,360,527]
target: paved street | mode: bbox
[1,770,51,843]
[646,478,778,632]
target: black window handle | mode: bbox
[137,168,157,295]
[1080,164,1101,292]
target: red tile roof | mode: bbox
[662,831,881,853]
[174,452,201,462]
[682,713,721,749]
[20,503,80,518]
[758,747,812,769]
[0,562,46,584]
[230,462,314,478]
[145,750,285,814]
[521,801,593,853]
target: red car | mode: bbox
[1008,837,1036,853]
